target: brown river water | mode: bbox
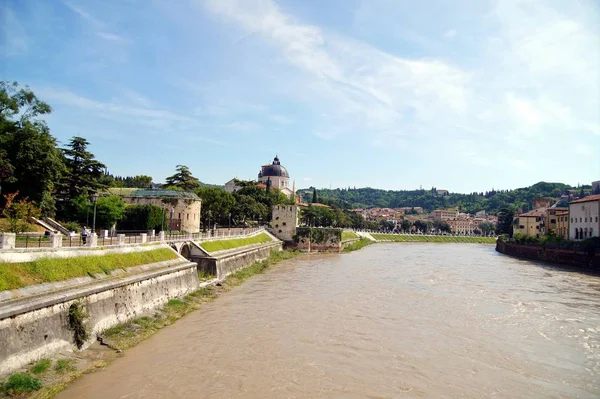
[58,244,600,398]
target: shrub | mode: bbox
[68,301,89,349]
[1,373,42,393]
[119,204,165,231]
[31,358,51,374]
[62,221,81,233]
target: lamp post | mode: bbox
[208,210,212,236]
[169,207,174,232]
[91,192,99,233]
[228,212,231,230]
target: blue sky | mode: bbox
[2,0,599,193]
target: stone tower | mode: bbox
[271,205,298,241]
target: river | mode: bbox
[58,244,600,398]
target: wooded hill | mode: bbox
[300,182,590,215]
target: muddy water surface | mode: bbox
[58,244,600,398]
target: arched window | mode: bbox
[584,228,588,238]
[579,228,583,239]
[575,229,579,239]
[590,228,594,237]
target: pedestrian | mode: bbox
[82,226,89,245]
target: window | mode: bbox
[282,222,286,226]
[580,218,582,222]
[591,228,594,237]
[597,217,599,222]
[187,214,189,220]
[571,217,573,223]
[550,219,556,224]
[585,217,587,222]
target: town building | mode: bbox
[224,179,241,193]
[446,218,475,235]
[224,155,296,200]
[593,180,600,194]
[513,209,546,237]
[432,209,458,221]
[544,207,568,235]
[122,189,202,233]
[556,211,569,239]
[568,194,600,240]
[258,155,294,198]
[271,205,299,241]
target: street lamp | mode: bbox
[208,210,212,235]
[91,192,99,233]
[228,212,231,230]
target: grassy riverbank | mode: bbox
[343,238,373,252]
[199,232,273,252]
[0,249,301,398]
[341,231,358,241]
[0,248,178,291]
[371,234,496,244]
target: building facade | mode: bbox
[271,205,299,241]
[447,219,475,235]
[258,156,290,191]
[513,209,545,237]
[124,190,202,233]
[545,207,568,235]
[568,194,600,240]
[432,209,458,221]
[556,211,569,239]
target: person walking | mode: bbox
[82,226,89,245]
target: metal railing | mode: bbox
[10,227,266,250]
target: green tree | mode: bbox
[94,196,126,230]
[61,136,106,201]
[496,209,514,237]
[312,188,318,203]
[2,191,40,232]
[478,221,495,236]
[119,204,165,231]
[401,219,412,232]
[165,165,200,191]
[196,187,236,227]
[0,81,65,215]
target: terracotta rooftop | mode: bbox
[570,194,600,204]
[518,208,546,217]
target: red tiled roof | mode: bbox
[519,208,546,217]
[570,194,600,204]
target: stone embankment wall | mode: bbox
[0,258,198,375]
[496,240,600,270]
[294,228,342,252]
[193,241,283,280]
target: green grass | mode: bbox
[343,238,373,252]
[0,248,178,291]
[30,359,51,375]
[199,232,273,252]
[1,373,42,394]
[341,231,358,241]
[371,233,497,244]
[54,359,76,374]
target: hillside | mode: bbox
[300,182,582,214]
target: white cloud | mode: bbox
[303,177,312,181]
[96,32,129,42]
[202,0,599,170]
[443,29,456,38]
[226,121,261,131]
[203,0,469,142]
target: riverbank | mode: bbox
[0,250,301,398]
[496,239,600,271]
[371,233,496,244]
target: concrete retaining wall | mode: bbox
[0,262,198,375]
[195,241,283,280]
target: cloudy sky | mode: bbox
[2,0,598,192]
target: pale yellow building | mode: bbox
[544,207,568,235]
[556,211,569,239]
[432,209,458,221]
[447,219,475,235]
[513,209,545,237]
[124,190,202,233]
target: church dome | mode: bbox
[259,156,289,178]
